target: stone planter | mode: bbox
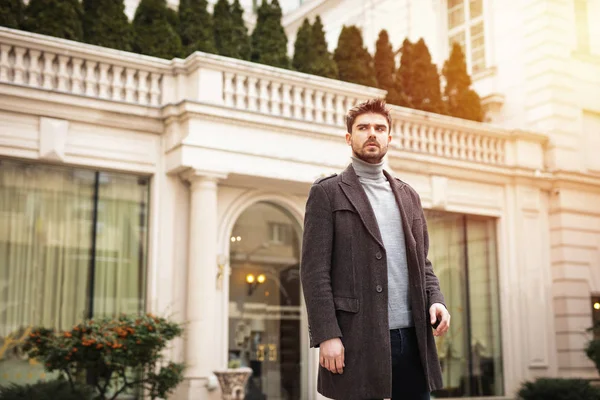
[213,367,253,400]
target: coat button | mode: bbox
[375,252,382,260]
[376,285,383,293]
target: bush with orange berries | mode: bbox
[23,313,185,400]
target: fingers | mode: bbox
[430,307,437,324]
[335,354,344,374]
[435,310,451,337]
[319,347,344,374]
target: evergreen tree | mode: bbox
[83,0,132,51]
[395,38,414,108]
[443,42,484,121]
[165,5,179,32]
[292,18,313,73]
[179,0,216,56]
[23,0,83,41]
[374,30,408,106]
[407,38,446,114]
[292,17,336,78]
[333,25,376,87]
[133,0,183,59]
[251,0,289,69]
[213,0,234,56]
[0,0,24,29]
[310,16,337,79]
[231,0,251,60]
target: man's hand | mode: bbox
[429,303,450,337]
[319,338,345,374]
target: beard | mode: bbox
[352,140,388,164]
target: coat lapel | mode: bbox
[339,165,384,249]
[384,170,420,274]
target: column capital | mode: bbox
[180,168,228,185]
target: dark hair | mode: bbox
[345,98,392,133]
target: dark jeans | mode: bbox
[370,328,430,400]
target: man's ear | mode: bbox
[345,133,352,146]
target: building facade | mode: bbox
[0,1,599,399]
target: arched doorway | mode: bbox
[227,201,303,400]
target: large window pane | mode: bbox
[448,1,465,29]
[426,210,503,397]
[0,160,149,387]
[0,161,94,386]
[447,0,487,74]
[470,22,486,73]
[469,0,483,19]
[93,172,148,318]
[426,211,469,396]
[465,216,503,396]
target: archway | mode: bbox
[226,200,304,400]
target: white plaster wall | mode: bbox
[550,187,600,377]
[285,0,442,65]
[0,108,161,174]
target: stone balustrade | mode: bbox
[0,28,169,107]
[390,108,508,165]
[221,69,381,126]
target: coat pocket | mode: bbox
[333,296,360,313]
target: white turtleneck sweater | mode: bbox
[351,156,413,329]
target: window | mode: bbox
[426,210,503,397]
[269,222,293,245]
[0,160,149,387]
[447,0,487,74]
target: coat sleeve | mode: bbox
[422,215,446,309]
[416,192,446,310]
[300,183,342,348]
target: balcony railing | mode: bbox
[391,108,508,165]
[0,27,547,169]
[0,28,170,107]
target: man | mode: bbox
[300,98,450,400]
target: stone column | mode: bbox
[179,169,227,399]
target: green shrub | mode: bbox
[179,0,216,56]
[82,0,132,51]
[517,378,600,400]
[133,0,183,59]
[587,339,600,373]
[0,379,93,400]
[213,0,251,60]
[0,0,24,29]
[333,25,376,87]
[23,313,185,400]
[251,0,289,68]
[22,0,83,41]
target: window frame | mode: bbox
[444,0,490,76]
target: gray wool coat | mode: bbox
[300,165,445,400]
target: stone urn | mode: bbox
[212,367,253,400]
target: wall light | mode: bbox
[246,273,266,295]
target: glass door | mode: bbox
[228,202,303,400]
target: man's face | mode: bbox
[345,113,391,164]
